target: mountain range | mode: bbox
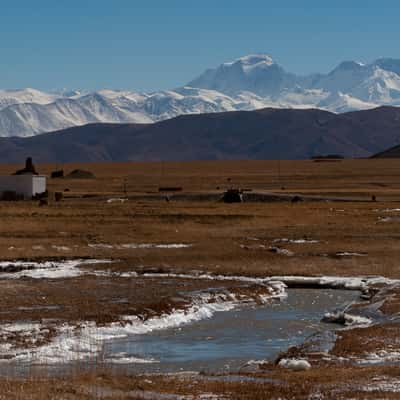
[2,106,400,163]
[3,54,400,138]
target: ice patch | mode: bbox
[119,271,139,278]
[360,376,400,392]
[0,259,110,279]
[106,198,128,203]
[89,243,114,249]
[94,287,285,340]
[132,272,399,293]
[322,311,372,327]
[278,358,311,371]
[267,275,400,290]
[104,352,158,364]
[379,216,393,222]
[268,247,294,256]
[120,243,192,249]
[52,245,71,252]
[0,282,285,364]
[359,350,400,365]
[273,238,319,244]
[240,244,267,250]
[89,243,192,250]
[335,252,367,257]
[141,272,287,294]
[267,276,368,290]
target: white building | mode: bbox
[0,175,46,200]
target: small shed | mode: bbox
[0,175,47,200]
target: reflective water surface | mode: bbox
[104,288,359,373]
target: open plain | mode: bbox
[1,159,400,398]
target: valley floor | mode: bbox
[0,159,400,398]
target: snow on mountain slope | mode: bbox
[188,54,298,98]
[0,88,60,110]
[188,55,400,112]
[372,58,400,76]
[0,95,152,137]
[310,61,370,93]
[3,54,400,137]
[348,68,400,104]
[278,87,329,109]
[317,92,377,113]
[0,88,268,137]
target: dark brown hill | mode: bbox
[1,106,400,163]
[372,145,400,158]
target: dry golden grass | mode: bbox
[1,365,400,399]
[0,159,399,398]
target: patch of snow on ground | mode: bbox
[335,252,367,257]
[379,216,393,222]
[268,247,294,256]
[278,358,311,371]
[0,271,397,365]
[89,243,192,250]
[359,376,400,392]
[52,245,71,252]
[273,238,319,244]
[358,350,400,365]
[268,276,368,290]
[240,244,267,250]
[322,311,372,327]
[106,198,128,203]
[104,352,158,364]
[0,259,110,279]
[138,272,400,292]
[0,282,286,364]
[141,272,287,292]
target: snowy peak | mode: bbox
[317,91,376,113]
[0,88,59,110]
[188,53,296,97]
[331,60,366,72]
[223,54,275,73]
[372,58,400,76]
[189,54,400,110]
[3,54,400,137]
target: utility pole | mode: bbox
[277,159,281,189]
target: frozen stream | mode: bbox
[103,288,359,373]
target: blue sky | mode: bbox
[1,0,400,91]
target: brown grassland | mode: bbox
[0,159,400,398]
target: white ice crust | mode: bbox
[0,262,398,366]
[0,279,285,364]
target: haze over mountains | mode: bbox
[3,54,400,138]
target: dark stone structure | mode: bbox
[222,189,243,203]
[14,157,38,175]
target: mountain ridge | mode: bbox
[3,54,400,137]
[1,105,400,163]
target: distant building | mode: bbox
[0,175,46,200]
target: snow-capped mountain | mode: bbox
[188,54,400,109]
[0,88,60,110]
[188,54,298,98]
[3,54,400,137]
[0,88,274,137]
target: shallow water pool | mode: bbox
[104,288,359,373]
